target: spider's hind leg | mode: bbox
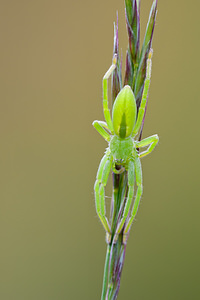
[132,50,153,137]
[102,54,117,134]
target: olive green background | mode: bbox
[0,1,199,299]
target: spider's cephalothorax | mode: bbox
[93,51,159,244]
[110,134,135,164]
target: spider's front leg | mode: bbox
[123,155,143,244]
[113,159,135,243]
[94,151,113,243]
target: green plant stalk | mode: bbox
[100,1,158,299]
[101,244,111,300]
[101,171,128,299]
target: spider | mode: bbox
[93,50,159,244]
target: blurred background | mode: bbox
[0,0,199,299]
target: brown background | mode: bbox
[0,0,199,299]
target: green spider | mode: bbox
[93,50,159,244]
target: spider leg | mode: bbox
[136,134,159,158]
[123,156,143,244]
[92,120,111,142]
[95,121,111,132]
[132,50,153,137]
[94,152,113,242]
[113,159,135,243]
[103,54,117,134]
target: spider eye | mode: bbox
[112,85,137,138]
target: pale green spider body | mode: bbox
[110,134,134,163]
[93,51,159,244]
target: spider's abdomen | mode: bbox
[112,85,137,138]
